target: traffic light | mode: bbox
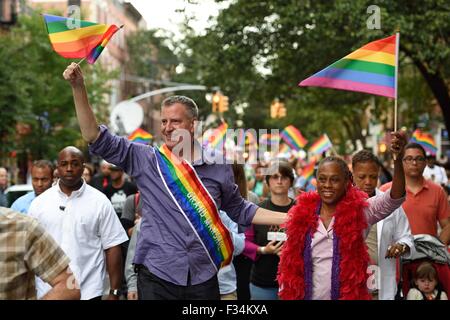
[270,102,279,118]
[211,92,229,113]
[270,101,287,118]
[219,95,229,113]
[278,102,286,118]
[212,93,221,112]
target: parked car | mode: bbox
[4,184,33,207]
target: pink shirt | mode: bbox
[243,225,259,261]
[311,190,404,300]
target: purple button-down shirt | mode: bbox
[90,125,258,285]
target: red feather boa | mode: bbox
[277,185,372,300]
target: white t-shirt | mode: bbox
[423,165,448,185]
[29,181,128,300]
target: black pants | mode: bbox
[137,265,220,300]
[233,254,253,300]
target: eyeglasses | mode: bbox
[402,156,426,164]
[269,174,290,181]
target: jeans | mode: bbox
[250,283,279,300]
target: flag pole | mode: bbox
[394,32,400,132]
[393,32,400,160]
[77,57,86,65]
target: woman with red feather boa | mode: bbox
[278,131,407,300]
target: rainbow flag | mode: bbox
[300,34,399,98]
[410,129,437,156]
[128,128,153,144]
[309,134,333,155]
[280,125,308,151]
[155,145,234,269]
[203,122,228,149]
[260,133,280,146]
[43,14,121,64]
[301,160,316,181]
[279,143,291,154]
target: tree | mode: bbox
[176,0,449,152]
[0,12,116,164]
[126,29,179,81]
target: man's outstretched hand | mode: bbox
[63,62,84,88]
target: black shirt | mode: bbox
[104,181,138,218]
[251,198,295,288]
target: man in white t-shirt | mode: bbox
[423,155,448,187]
[29,146,128,300]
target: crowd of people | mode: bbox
[0,62,449,300]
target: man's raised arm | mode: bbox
[63,63,100,143]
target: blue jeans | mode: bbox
[250,283,279,300]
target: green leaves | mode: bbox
[174,0,449,152]
[0,13,115,162]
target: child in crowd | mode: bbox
[407,262,448,300]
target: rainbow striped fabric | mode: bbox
[279,143,291,154]
[280,125,308,151]
[259,133,280,146]
[410,129,437,156]
[43,14,120,64]
[300,34,398,98]
[128,128,153,144]
[203,122,228,150]
[155,144,234,269]
[301,160,316,181]
[309,134,333,155]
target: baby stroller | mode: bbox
[396,234,450,299]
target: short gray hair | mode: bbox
[161,95,199,119]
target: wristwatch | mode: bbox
[109,289,122,296]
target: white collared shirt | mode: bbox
[372,189,414,300]
[28,180,128,300]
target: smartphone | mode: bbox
[267,231,287,242]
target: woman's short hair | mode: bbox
[265,161,295,185]
[318,156,352,181]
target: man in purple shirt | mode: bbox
[63,63,287,300]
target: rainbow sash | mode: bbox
[155,144,234,270]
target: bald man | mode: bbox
[28,146,128,300]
